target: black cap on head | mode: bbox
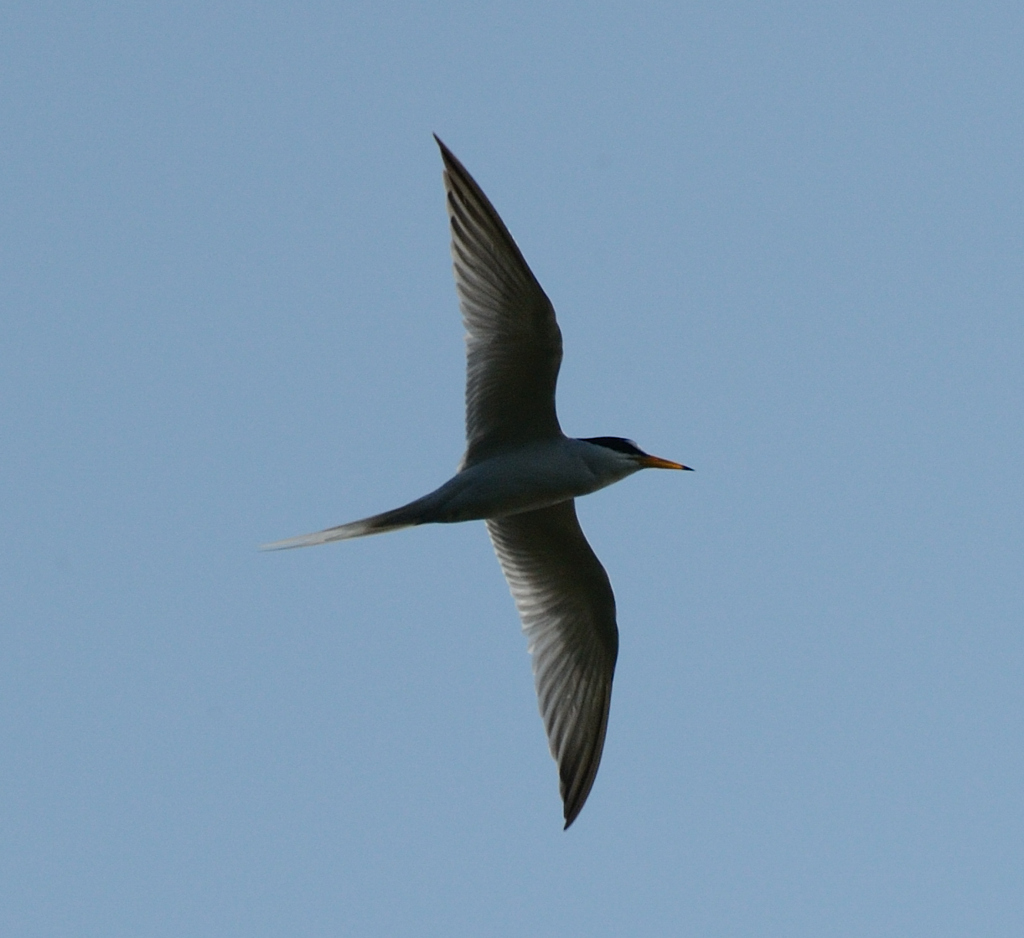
[581,437,647,456]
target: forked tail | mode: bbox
[260,495,435,551]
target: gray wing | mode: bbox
[435,136,564,468]
[486,500,619,828]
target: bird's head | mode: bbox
[580,437,693,472]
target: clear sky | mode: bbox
[2,3,1022,936]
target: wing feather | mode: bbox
[435,137,564,466]
[486,500,618,828]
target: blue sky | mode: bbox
[2,3,1022,935]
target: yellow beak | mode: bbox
[639,455,693,471]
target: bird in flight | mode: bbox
[265,136,691,828]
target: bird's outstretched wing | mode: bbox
[435,136,564,468]
[486,500,618,828]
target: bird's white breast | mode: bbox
[421,438,639,524]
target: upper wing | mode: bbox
[436,136,564,468]
[486,500,619,828]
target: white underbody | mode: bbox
[419,437,642,524]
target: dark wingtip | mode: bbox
[433,134,467,182]
[560,778,591,830]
